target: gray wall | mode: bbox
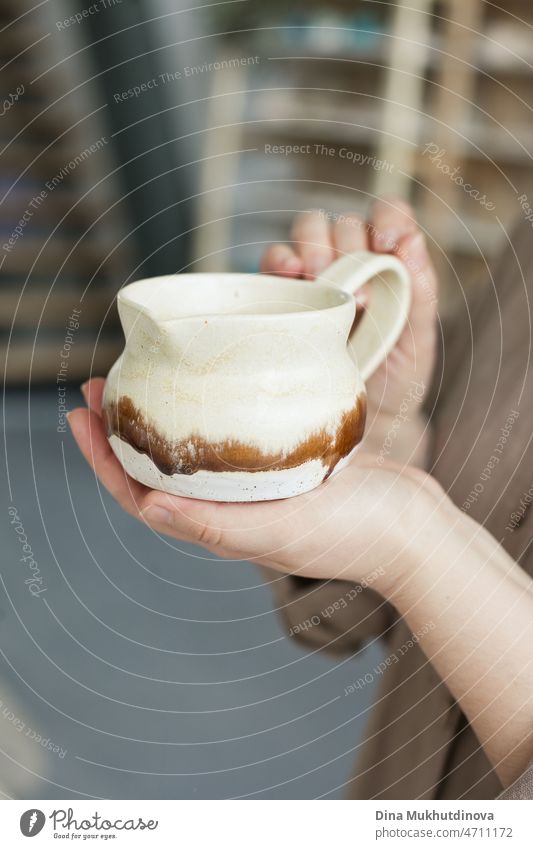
[1,389,382,799]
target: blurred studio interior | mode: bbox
[1,0,532,798]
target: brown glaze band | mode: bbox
[104,394,366,478]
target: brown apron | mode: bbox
[266,217,533,799]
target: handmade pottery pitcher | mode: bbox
[103,252,411,501]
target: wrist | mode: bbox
[372,472,459,603]
[363,406,431,469]
[383,494,528,612]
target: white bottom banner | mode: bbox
[0,799,531,848]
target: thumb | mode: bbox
[140,493,295,560]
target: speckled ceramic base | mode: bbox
[109,434,359,502]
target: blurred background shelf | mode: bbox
[3,0,533,377]
[192,0,533,317]
[0,0,136,385]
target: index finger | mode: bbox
[290,210,335,279]
[80,376,106,413]
[368,196,417,252]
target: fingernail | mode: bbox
[66,411,73,424]
[280,257,301,276]
[379,230,399,251]
[142,505,173,526]
[80,381,89,402]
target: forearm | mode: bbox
[382,500,533,787]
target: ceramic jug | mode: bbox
[103,251,411,501]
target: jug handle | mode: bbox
[318,250,411,381]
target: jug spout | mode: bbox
[117,296,169,358]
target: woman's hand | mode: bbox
[260,198,439,467]
[68,377,445,593]
[69,382,533,789]
[69,381,533,788]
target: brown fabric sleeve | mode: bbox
[261,570,396,657]
[426,215,533,418]
[497,761,533,800]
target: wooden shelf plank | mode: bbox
[0,285,115,328]
[1,337,121,383]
